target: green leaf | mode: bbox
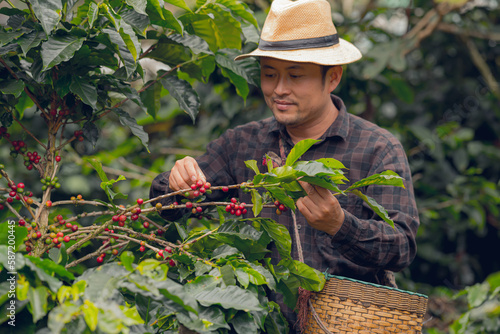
[27,286,49,323]
[15,93,34,116]
[215,49,260,87]
[0,79,24,98]
[346,170,405,191]
[148,7,183,34]
[181,4,241,53]
[279,259,325,292]
[254,218,291,260]
[220,67,249,101]
[41,35,85,71]
[85,158,109,182]
[315,158,346,169]
[194,286,264,311]
[113,109,149,150]
[160,75,200,123]
[244,160,260,175]
[264,302,290,334]
[250,189,263,217]
[350,189,395,228]
[230,312,260,334]
[285,139,320,166]
[221,264,236,286]
[121,9,150,37]
[169,33,212,55]
[82,299,98,331]
[47,302,80,333]
[26,256,75,281]
[388,77,414,103]
[126,0,147,14]
[265,186,295,211]
[140,80,161,119]
[17,30,45,56]
[102,28,137,79]
[164,0,192,12]
[120,251,135,271]
[70,76,97,110]
[299,175,343,194]
[48,242,68,266]
[24,259,63,292]
[87,2,99,28]
[30,0,62,35]
[145,38,192,66]
[466,282,490,308]
[217,0,258,27]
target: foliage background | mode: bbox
[0,0,499,332]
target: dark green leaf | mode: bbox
[0,223,28,250]
[230,311,260,334]
[388,77,414,103]
[83,122,99,147]
[26,256,75,281]
[220,67,249,101]
[279,259,325,292]
[70,76,97,109]
[285,139,320,166]
[215,49,259,86]
[350,189,396,228]
[148,7,184,34]
[140,80,161,119]
[264,301,290,334]
[254,218,291,260]
[41,35,85,71]
[17,30,45,55]
[160,75,200,123]
[30,0,62,35]
[145,38,192,66]
[221,264,236,286]
[169,33,212,55]
[24,259,62,292]
[114,109,149,150]
[195,286,264,311]
[346,170,404,191]
[121,9,150,36]
[103,28,137,79]
[0,79,24,98]
[48,242,68,266]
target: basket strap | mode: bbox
[291,211,304,263]
[309,299,333,334]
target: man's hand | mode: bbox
[296,181,345,236]
[169,157,206,195]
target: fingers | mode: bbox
[169,157,206,192]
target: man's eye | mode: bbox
[290,75,302,78]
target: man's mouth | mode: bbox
[273,99,295,111]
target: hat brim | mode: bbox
[234,38,362,66]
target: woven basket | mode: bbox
[303,275,428,334]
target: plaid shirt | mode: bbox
[150,95,419,330]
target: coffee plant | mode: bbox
[0,0,406,333]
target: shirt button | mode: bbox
[297,224,301,230]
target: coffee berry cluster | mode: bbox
[225,197,247,216]
[274,200,288,215]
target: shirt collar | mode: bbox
[269,94,349,142]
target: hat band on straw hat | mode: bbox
[258,34,339,51]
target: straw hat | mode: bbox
[235,0,362,65]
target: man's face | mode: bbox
[260,57,339,128]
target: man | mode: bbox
[150,0,419,330]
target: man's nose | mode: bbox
[274,76,290,96]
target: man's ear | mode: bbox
[327,66,343,92]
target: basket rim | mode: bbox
[324,273,428,299]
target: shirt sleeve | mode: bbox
[330,141,419,272]
[149,129,238,221]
